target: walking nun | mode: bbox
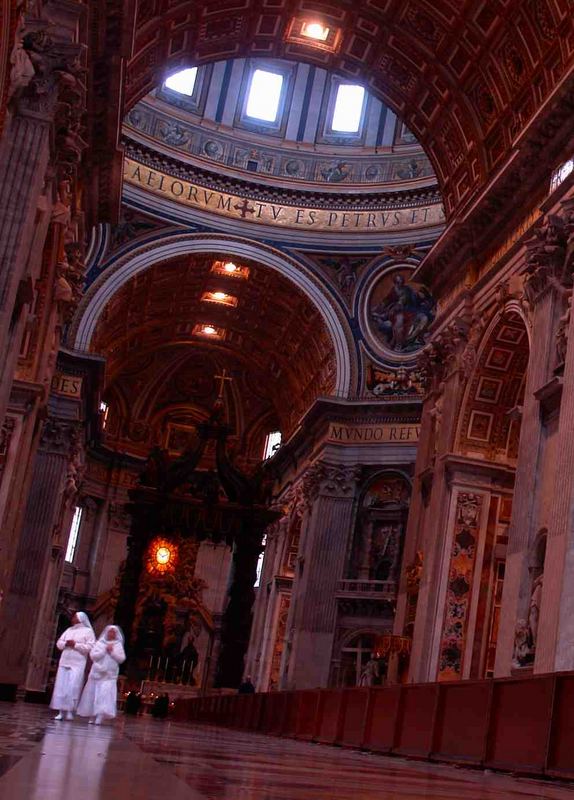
[50,612,96,721]
[77,625,126,724]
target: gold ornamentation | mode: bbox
[146,537,178,575]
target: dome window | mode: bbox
[332,84,366,133]
[246,69,284,123]
[164,67,198,96]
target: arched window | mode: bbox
[339,632,378,687]
[65,505,83,563]
[99,400,109,430]
[254,535,267,588]
[263,430,281,460]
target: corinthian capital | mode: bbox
[39,419,80,455]
[10,25,85,118]
[418,311,484,390]
[301,462,361,501]
[523,214,568,305]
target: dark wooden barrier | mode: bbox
[281,690,299,736]
[173,670,574,781]
[363,685,401,754]
[294,690,321,740]
[315,689,345,744]
[547,673,574,778]
[485,675,555,774]
[432,680,491,765]
[394,684,439,758]
[339,688,370,748]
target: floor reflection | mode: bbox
[28,726,112,800]
[125,718,574,800]
[0,703,574,799]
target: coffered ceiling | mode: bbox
[91,253,336,459]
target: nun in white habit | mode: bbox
[77,624,126,724]
[50,611,96,720]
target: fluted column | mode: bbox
[285,463,360,689]
[0,419,78,691]
[0,23,83,428]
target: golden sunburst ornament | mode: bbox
[146,538,178,574]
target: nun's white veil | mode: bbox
[75,611,95,634]
[99,624,125,645]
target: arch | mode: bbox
[455,311,530,459]
[72,233,356,398]
[359,469,412,507]
[338,627,382,651]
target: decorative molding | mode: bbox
[124,93,436,192]
[122,153,445,234]
[523,215,568,307]
[39,419,80,455]
[302,462,362,501]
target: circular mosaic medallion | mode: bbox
[361,265,436,362]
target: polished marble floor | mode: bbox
[0,702,573,799]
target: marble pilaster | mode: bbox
[493,288,556,674]
[543,286,574,671]
[0,419,78,690]
[95,501,131,598]
[284,462,360,689]
[490,212,574,675]
[0,22,83,428]
[408,341,470,682]
[245,518,287,689]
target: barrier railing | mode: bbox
[335,580,396,599]
[173,671,574,780]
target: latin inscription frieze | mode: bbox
[124,159,446,234]
[327,423,421,444]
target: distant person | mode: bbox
[238,676,255,694]
[179,632,199,684]
[359,654,380,687]
[124,690,142,716]
[50,612,96,721]
[151,693,170,718]
[77,625,126,725]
